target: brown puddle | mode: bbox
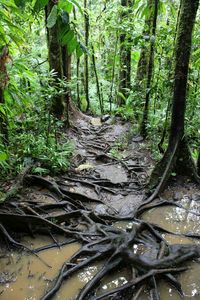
[0,235,129,300]
[115,201,200,299]
[142,201,200,235]
[141,200,200,299]
[1,197,200,300]
[0,236,81,300]
[138,262,200,300]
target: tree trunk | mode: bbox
[84,0,90,111]
[62,45,71,127]
[73,7,81,110]
[0,46,10,145]
[158,2,182,153]
[140,0,159,138]
[76,58,81,109]
[135,0,153,87]
[197,151,200,176]
[109,33,118,112]
[148,0,200,200]
[91,44,104,114]
[118,0,132,106]
[45,0,65,119]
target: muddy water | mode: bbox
[142,203,200,235]
[141,201,200,299]
[0,235,129,300]
[0,236,81,300]
[1,199,200,300]
[115,201,200,299]
[137,262,200,300]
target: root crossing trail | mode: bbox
[0,117,200,300]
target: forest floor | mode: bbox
[0,116,200,300]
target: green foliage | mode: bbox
[58,1,73,14]
[47,5,58,28]
[0,0,200,181]
[11,133,74,175]
[45,1,84,58]
[0,10,75,179]
[33,0,49,12]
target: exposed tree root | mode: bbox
[146,138,200,204]
[136,197,200,218]
[40,218,200,300]
[1,125,200,300]
[1,169,200,300]
[94,267,187,300]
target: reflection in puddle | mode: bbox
[142,204,200,234]
[0,236,81,300]
[1,199,200,300]
[0,236,129,300]
[141,202,200,299]
[157,262,200,299]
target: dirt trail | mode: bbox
[5,116,152,221]
[63,116,152,215]
[1,117,200,300]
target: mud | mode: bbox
[0,117,200,299]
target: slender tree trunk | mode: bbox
[148,0,200,200]
[76,58,81,109]
[62,47,71,82]
[158,1,183,152]
[62,45,71,127]
[45,0,65,119]
[73,7,81,110]
[118,0,132,106]
[109,33,118,112]
[0,46,10,145]
[140,0,159,138]
[91,44,104,114]
[197,151,200,176]
[135,0,153,87]
[84,0,90,111]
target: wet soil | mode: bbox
[0,116,200,300]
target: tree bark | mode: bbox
[0,46,10,145]
[76,58,81,109]
[197,151,200,176]
[109,33,118,112]
[118,0,132,106]
[45,0,65,119]
[140,0,159,138]
[135,0,153,87]
[84,0,90,111]
[91,44,104,114]
[148,0,200,200]
[62,45,71,127]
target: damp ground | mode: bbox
[0,116,200,300]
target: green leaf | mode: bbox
[0,152,8,161]
[0,105,5,116]
[61,29,74,46]
[193,48,200,56]
[67,37,78,54]
[33,0,49,12]
[58,0,73,13]
[33,167,49,175]
[61,11,70,24]
[76,43,83,58]
[117,92,126,102]
[47,5,58,28]
[68,0,83,14]
[14,0,26,8]
[59,23,70,41]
